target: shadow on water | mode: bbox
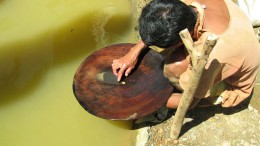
[107,120,133,130]
[0,12,132,107]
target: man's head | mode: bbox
[138,0,197,48]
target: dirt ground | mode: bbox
[134,97,260,146]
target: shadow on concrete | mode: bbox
[179,95,252,137]
[133,94,252,134]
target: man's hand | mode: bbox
[112,51,138,81]
[111,40,147,81]
[221,90,239,107]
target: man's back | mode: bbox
[198,0,230,34]
[180,0,260,107]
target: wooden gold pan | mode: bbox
[73,43,173,120]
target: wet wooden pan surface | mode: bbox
[73,43,173,120]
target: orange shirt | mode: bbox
[179,0,260,107]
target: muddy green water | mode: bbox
[0,0,136,145]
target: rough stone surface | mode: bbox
[250,71,260,111]
[130,0,152,40]
[135,101,260,146]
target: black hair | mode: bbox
[138,0,197,48]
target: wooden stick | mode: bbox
[170,29,218,140]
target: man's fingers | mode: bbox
[113,59,118,63]
[117,64,128,81]
[112,60,120,75]
[222,90,238,107]
[112,59,132,81]
[117,70,123,81]
[111,65,118,76]
[125,67,133,77]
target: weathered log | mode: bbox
[170,29,218,139]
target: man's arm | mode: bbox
[166,93,201,109]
